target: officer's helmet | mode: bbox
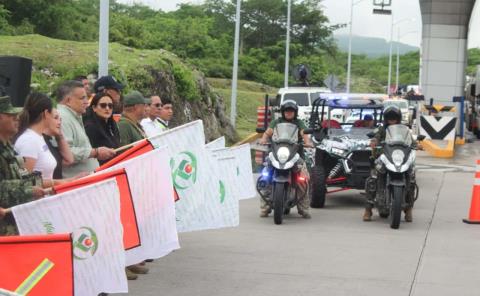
[280,100,298,120]
[383,105,402,125]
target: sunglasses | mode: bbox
[98,103,114,109]
[152,103,162,108]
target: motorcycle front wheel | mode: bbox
[390,186,404,229]
[273,182,286,225]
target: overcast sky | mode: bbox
[118,0,480,48]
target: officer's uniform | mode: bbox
[117,91,150,146]
[261,117,310,217]
[0,96,37,236]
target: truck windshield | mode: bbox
[284,93,309,106]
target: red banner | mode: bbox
[54,168,141,250]
[96,138,180,202]
[96,139,154,172]
[0,234,73,296]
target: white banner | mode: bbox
[223,144,256,200]
[215,155,240,227]
[103,147,179,266]
[149,120,239,232]
[205,136,225,150]
[12,180,127,296]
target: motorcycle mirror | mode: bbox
[366,132,375,138]
[256,127,266,133]
[417,135,426,141]
[304,128,314,135]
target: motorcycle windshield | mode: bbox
[385,124,412,146]
[272,123,299,143]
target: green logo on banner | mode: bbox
[170,151,198,190]
[73,227,99,260]
[219,180,226,203]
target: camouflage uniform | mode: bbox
[365,125,387,209]
[0,95,37,236]
[0,141,38,235]
[260,118,311,217]
[365,125,416,210]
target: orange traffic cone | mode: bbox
[463,160,480,224]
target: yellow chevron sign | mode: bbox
[422,105,456,113]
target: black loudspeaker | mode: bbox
[0,56,32,107]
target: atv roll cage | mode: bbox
[308,95,385,130]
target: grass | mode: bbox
[0,35,276,139]
[207,78,277,140]
[0,34,186,94]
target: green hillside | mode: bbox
[207,78,277,140]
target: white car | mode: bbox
[383,99,410,125]
[276,87,332,123]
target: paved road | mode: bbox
[118,145,480,296]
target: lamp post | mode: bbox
[346,0,368,93]
[388,16,415,95]
[284,0,292,88]
[98,0,109,77]
[395,30,418,93]
[230,0,242,128]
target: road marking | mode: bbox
[15,258,54,295]
[416,163,475,172]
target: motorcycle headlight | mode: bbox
[392,149,405,166]
[277,147,290,164]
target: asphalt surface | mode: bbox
[117,144,480,296]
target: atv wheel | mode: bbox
[310,165,326,208]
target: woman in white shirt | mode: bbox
[14,93,68,187]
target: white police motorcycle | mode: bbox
[368,124,424,229]
[257,122,309,225]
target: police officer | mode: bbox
[0,95,46,236]
[363,105,414,222]
[259,100,313,218]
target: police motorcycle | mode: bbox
[367,124,425,229]
[256,101,309,225]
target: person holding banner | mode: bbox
[84,93,120,165]
[141,95,165,137]
[116,90,151,279]
[0,95,46,236]
[118,91,149,147]
[43,108,74,179]
[157,97,173,130]
[93,75,125,114]
[56,80,115,178]
[14,93,73,187]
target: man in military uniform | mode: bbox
[118,91,150,146]
[116,91,151,280]
[363,105,415,222]
[0,95,46,236]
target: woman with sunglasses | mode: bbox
[84,93,120,165]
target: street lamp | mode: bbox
[99,0,109,76]
[388,16,415,95]
[230,0,242,128]
[395,30,418,94]
[346,0,369,93]
[284,0,292,88]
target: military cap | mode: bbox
[124,91,151,106]
[0,96,22,114]
[94,75,125,93]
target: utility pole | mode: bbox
[230,0,242,128]
[284,0,292,88]
[99,0,109,77]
